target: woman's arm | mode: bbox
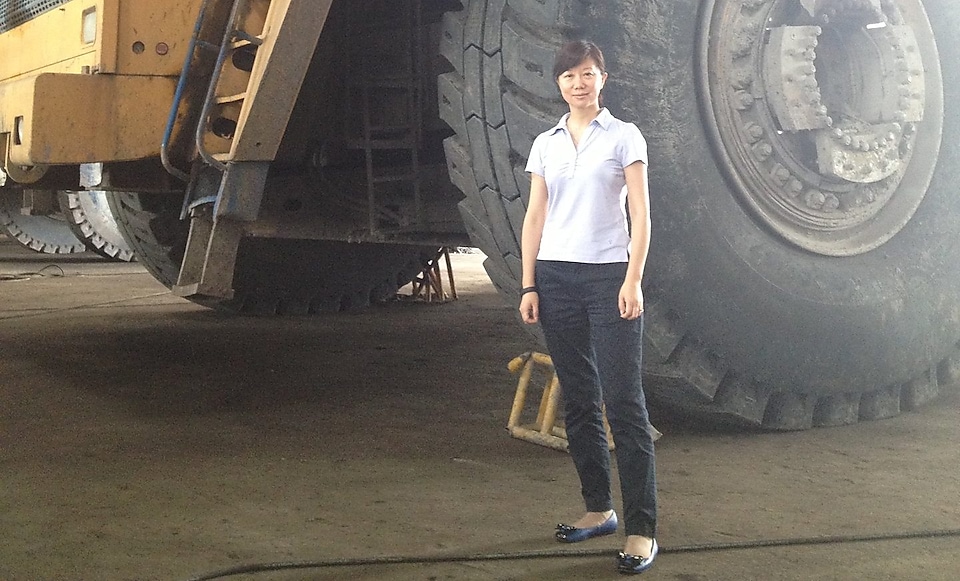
[519,173,549,324]
[620,160,651,320]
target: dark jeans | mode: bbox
[536,260,657,538]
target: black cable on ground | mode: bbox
[185,527,960,580]
[0,264,65,281]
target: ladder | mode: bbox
[161,0,333,299]
[344,0,424,235]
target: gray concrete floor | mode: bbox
[1,236,959,581]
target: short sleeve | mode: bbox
[618,123,648,168]
[525,133,547,176]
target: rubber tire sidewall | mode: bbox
[556,0,960,396]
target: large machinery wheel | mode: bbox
[0,191,87,254]
[107,192,432,315]
[58,191,136,262]
[439,0,960,429]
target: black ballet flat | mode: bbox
[617,538,658,575]
[555,511,618,543]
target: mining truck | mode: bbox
[1,0,958,430]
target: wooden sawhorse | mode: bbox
[507,351,661,452]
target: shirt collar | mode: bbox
[548,108,613,135]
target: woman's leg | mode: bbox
[587,265,657,538]
[536,261,614,514]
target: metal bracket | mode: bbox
[174,160,269,299]
[215,161,269,221]
[173,204,243,300]
[0,138,47,184]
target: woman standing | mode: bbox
[518,40,658,575]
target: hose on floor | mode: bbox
[185,526,960,580]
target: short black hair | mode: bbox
[552,40,606,80]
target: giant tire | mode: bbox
[107,192,432,315]
[59,191,137,262]
[0,192,87,254]
[440,0,960,429]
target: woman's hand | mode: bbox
[519,292,540,324]
[619,280,644,320]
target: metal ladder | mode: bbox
[161,0,333,300]
[344,0,424,235]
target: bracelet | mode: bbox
[520,286,539,296]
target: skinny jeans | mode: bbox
[536,260,657,538]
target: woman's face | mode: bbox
[557,59,607,110]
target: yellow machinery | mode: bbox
[0,1,197,172]
[2,0,960,433]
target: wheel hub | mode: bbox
[700,0,943,256]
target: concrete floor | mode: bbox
[1,236,959,581]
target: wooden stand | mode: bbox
[507,352,612,452]
[507,352,662,452]
[406,247,458,302]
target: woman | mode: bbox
[519,40,658,575]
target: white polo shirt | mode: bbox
[525,108,648,264]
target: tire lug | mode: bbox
[733,31,754,58]
[805,190,826,210]
[770,164,791,186]
[753,142,773,161]
[789,178,804,195]
[734,91,755,110]
[731,70,754,90]
[744,122,765,143]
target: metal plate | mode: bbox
[0,0,71,34]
